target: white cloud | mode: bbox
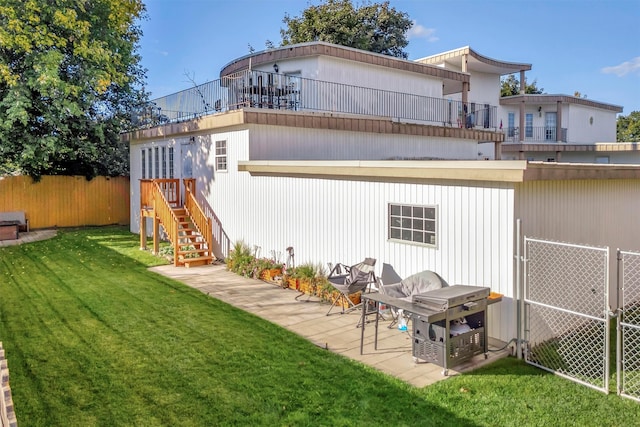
[407,21,438,42]
[601,57,640,77]
[158,50,169,56]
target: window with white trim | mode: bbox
[388,203,437,246]
[141,149,146,179]
[147,148,152,178]
[525,113,533,138]
[161,146,167,178]
[215,140,227,171]
[168,147,174,178]
[154,147,159,178]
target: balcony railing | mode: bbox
[503,127,568,143]
[132,70,498,130]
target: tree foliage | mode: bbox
[0,0,147,179]
[500,74,544,97]
[617,111,640,142]
[280,0,412,59]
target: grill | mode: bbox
[411,285,490,375]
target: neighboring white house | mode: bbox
[416,46,638,163]
[126,42,640,347]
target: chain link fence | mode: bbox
[618,250,640,401]
[524,238,610,393]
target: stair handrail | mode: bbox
[184,180,213,259]
[152,180,180,265]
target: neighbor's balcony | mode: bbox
[503,127,568,143]
[132,70,498,131]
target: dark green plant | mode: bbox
[0,0,148,179]
[280,0,412,59]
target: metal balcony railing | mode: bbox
[132,70,498,130]
[503,127,568,143]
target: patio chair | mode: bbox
[326,258,377,316]
[378,269,448,328]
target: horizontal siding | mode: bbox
[0,175,129,229]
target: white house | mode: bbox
[126,42,640,348]
[417,46,637,163]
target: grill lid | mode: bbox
[412,285,490,311]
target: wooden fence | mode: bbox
[0,175,130,229]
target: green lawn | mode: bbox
[0,227,638,426]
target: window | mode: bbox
[161,147,167,178]
[141,149,146,179]
[545,112,557,141]
[169,147,174,178]
[508,112,515,137]
[388,203,437,246]
[525,114,533,138]
[215,140,227,171]
[147,148,152,179]
[154,147,159,178]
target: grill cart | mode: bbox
[412,285,490,375]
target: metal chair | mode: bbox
[326,258,376,316]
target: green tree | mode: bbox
[280,0,412,59]
[500,74,544,97]
[0,0,147,179]
[617,111,640,142]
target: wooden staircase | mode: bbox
[140,179,214,267]
[173,207,213,267]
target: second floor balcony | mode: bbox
[133,70,499,131]
[503,127,568,143]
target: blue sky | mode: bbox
[139,0,640,114]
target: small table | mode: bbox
[0,220,20,241]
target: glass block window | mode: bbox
[215,140,227,171]
[388,203,437,246]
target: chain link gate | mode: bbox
[523,237,610,393]
[618,250,640,401]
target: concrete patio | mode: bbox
[150,264,510,388]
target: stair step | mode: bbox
[179,233,201,240]
[182,256,213,268]
[179,241,205,247]
[178,249,209,255]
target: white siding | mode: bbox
[248,125,479,161]
[316,56,442,97]
[515,179,640,308]
[253,55,443,97]
[205,141,516,341]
